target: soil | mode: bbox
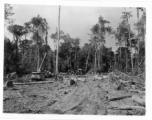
[3,75,145,115]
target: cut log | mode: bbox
[129,89,145,95]
[77,77,86,82]
[108,105,145,111]
[13,81,53,85]
[132,95,145,107]
[109,95,132,101]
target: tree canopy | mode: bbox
[4,6,145,76]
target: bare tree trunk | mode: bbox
[100,44,103,72]
[15,35,19,74]
[125,44,128,73]
[129,29,134,74]
[74,47,76,73]
[55,5,60,80]
[85,49,90,72]
[94,50,97,74]
[54,50,56,73]
[98,49,101,71]
[126,9,134,74]
[37,45,40,72]
[120,47,122,71]
[137,8,140,55]
[136,8,140,74]
[94,43,98,74]
[45,30,48,46]
[53,40,56,73]
[39,53,47,71]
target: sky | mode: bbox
[5,4,140,51]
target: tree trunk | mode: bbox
[98,49,100,71]
[53,50,56,73]
[100,44,103,72]
[39,52,47,71]
[74,47,76,73]
[15,35,19,74]
[94,49,97,74]
[55,5,60,80]
[37,44,40,72]
[137,8,140,55]
[125,45,128,72]
[36,31,40,72]
[126,14,134,74]
[85,49,90,72]
[120,47,122,71]
[137,8,140,74]
[45,30,48,46]
[129,33,134,74]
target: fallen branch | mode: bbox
[119,79,140,85]
[129,89,145,95]
[109,95,132,101]
[119,71,131,78]
[133,56,145,75]
[17,90,24,99]
[13,81,53,85]
[108,105,145,111]
[3,97,9,101]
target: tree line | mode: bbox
[4,4,145,77]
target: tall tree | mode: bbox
[134,8,146,74]
[121,9,134,73]
[27,15,49,71]
[4,37,16,75]
[5,4,14,25]
[90,16,112,73]
[55,5,60,80]
[51,29,64,73]
[72,38,80,72]
[8,24,25,74]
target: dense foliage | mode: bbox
[4,5,145,77]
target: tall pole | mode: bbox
[55,5,60,80]
[124,8,128,72]
[137,8,139,54]
[37,30,40,72]
[137,8,140,74]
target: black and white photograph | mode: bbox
[2,0,150,118]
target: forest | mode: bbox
[3,4,146,115]
[4,5,145,76]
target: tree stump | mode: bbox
[69,79,76,86]
[6,80,14,88]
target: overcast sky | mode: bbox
[6,4,139,51]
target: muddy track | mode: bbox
[47,79,109,115]
[3,76,145,115]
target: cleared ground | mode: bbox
[3,74,145,115]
